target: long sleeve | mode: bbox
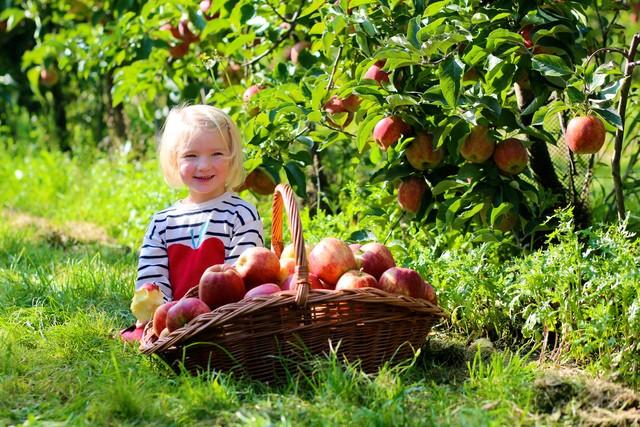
[226,217,265,263]
[136,215,173,301]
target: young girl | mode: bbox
[136,104,264,302]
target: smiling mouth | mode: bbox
[194,175,215,181]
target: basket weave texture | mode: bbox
[140,184,446,382]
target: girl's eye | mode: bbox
[213,152,224,157]
[183,154,196,158]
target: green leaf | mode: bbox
[463,45,488,66]
[386,94,420,108]
[284,161,307,197]
[407,17,421,49]
[357,114,382,153]
[424,1,447,16]
[432,180,464,196]
[592,107,623,130]
[486,28,522,51]
[300,0,325,18]
[531,54,572,77]
[490,202,512,226]
[439,56,463,107]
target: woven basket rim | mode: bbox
[141,286,447,354]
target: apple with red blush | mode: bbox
[350,242,396,280]
[378,267,425,298]
[308,237,357,288]
[235,247,281,290]
[244,283,282,299]
[166,298,210,332]
[152,300,178,336]
[335,270,378,290]
[198,264,246,309]
[281,272,326,291]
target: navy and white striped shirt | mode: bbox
[135,192,264,301]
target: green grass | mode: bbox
[2,148,640,425]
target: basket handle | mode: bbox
[271,183,310,306]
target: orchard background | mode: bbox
[2,0,640,425]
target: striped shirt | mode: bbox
[135,192,264,301]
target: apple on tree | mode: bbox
[363,60,390,84]
[460,126,495,163]
[397,177,427,213]
[244,167,277,195]
[405,132,444,170]
[235,247,281,290]
[166,298,210,332]
[373,116,411,150]
[564,115,606,154]
[40,67,59,87]
[308,237,357,288]
[493,138,529,175]
[198,264,246,309]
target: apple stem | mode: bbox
[612,33,640,221]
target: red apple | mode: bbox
[342,94,361,113]
[422,281,438,305]
[405,132,444,170]
[281,272,326,291]
[291,41,310,64]
[493,138,529,175]
[519,24,534,49]
[166,298,210,332]
[235,247,281,290]
[324,96,346,114]
[198,264,246,309]
[245,167,276,195]
[351,242,396,280]
[130,283,164,323]
[378,267,425,298]
[40,67,59,87]
[244,283,282,299]
[564,115,606,154]
[373,116,411,150]
[397,177,427,213]
[308,237,358,288]
[152,301,178,337]
[460,126,495,163]
[363,60,390,84]
[335,269,378,290]
[169,42,190,58]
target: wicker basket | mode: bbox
[140,184,446,382]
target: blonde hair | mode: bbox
[158,104,245,191]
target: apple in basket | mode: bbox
[378,267,425,298]
[199,264,246,309]
[153,301,178,337]
[281,272,326,291]
[335,269,378,290]
[235,247,281,290]
[244,283,282,299]
[350,242,396,280]
[166,298,210,332]
[309,237,357,288]
[130,283,164,323]
[422,281,438,305]
[278,257,296,284]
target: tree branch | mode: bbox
[612,33,640,220]
[326,44,344,92]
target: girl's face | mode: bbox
[178,128,232,204]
